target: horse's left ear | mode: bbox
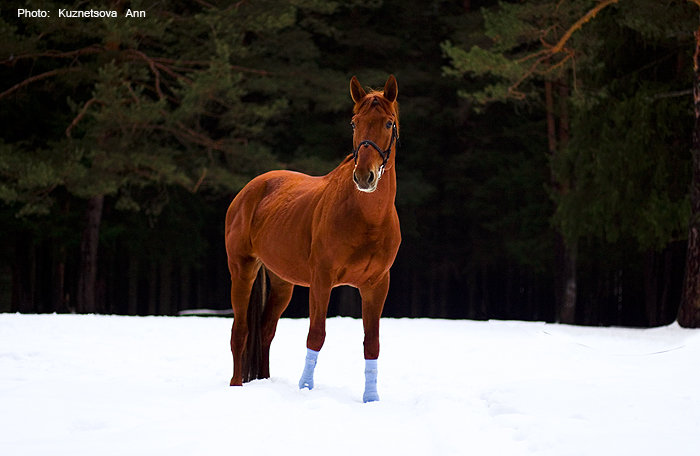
[383,75,398,103]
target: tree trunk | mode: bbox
[547,78,577,324]
[545,80,557,155]
[52,246,67,313]
[645,250,660,327]
[159,258,173,315]
[127,254,139,315]
[411,268,421,317]
[678,25,700,328]
[180,263,191,313]
[148,260,158,315]
[11,235,35,313]
[480,264,489,318]
[76,195,104,314]
[555,237,577,323]
[558,81,570,145]
[660,247,673,324]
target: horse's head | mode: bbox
[349,75,399,193]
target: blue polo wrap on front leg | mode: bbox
[363,358,379,403]
[298,348,319,390]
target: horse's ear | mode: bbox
[350,76,366,103]
[383,75,398,103]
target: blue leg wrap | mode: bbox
[363,359,379,403]
[298,348,318,390]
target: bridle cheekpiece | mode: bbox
[351,121,399,176]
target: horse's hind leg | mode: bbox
[228,256,259,386]
[260,271,294,378]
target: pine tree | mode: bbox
[442,0,602,323]
[0,0,350,313]
[444,0,699,325]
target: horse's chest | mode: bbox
[324,221,399,280]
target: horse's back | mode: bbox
[227,169,320,221]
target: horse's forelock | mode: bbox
[353,91,399,121]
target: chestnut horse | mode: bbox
[225,75,401,402]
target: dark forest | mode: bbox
[2,0,700,327]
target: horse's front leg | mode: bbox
[359,273,390,402]
[299,277,332,390]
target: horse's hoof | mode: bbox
[363,391,379,403]
[299,377,314,390]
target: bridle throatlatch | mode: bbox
[352,121,399,176]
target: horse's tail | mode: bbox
[242,264,268,383]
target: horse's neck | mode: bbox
[330,159,397,223]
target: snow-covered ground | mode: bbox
[1,314,699,455]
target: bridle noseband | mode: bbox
[352,121,399,174]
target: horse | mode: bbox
[224,75,401,402]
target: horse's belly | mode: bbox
[258,250,312,287]
[252,224,313,287]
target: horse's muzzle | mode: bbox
[353,168,379,193]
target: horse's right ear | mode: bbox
[350,76,367,103]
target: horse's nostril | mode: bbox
[368,171,375,184]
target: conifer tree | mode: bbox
[443,0,699,325]
[442,0,600,323]
[0,0,348,313]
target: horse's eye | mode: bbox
[351,121,356,129]
[385,121,393,129]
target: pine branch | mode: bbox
[193,0,216,7]
[124,49,165,100]
[192,168,208,193]
[0,45,104,65]
[649,89,693,101]
[151,56,273,76]
[508,0,619,97]
[545,0,618,56]
[66,98,103,138]
[0,68,80,100]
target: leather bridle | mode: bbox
[351,121,399,173]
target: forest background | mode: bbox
[1,0,698,328]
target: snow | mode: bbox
[1,314,699,455]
